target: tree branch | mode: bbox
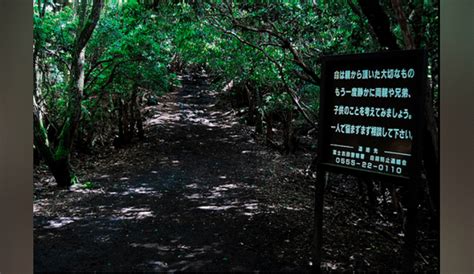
[391,0,415,49]
[358,0,401,50]
[208,19,317,127]
[230,18,320,84]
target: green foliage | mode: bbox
[263,92,293,114]
[299,84,320,116]
[87,3,174,95]
[34,2,180,152]
[54,144,69,161]
[34,0,439,157]
[71,175,80,185]
[83,181,95,189]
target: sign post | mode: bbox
[313,49,427,272]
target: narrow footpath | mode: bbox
[34,75,311,272]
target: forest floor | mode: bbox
[34,74,439,272]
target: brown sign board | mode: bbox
[318,50,427,180]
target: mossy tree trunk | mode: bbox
[33,0,104,187]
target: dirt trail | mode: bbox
[34,75,439,272]
[34,75,309,272]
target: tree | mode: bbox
[34,0,104,187]
[358,0,440,224]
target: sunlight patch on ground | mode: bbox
[265,204,303,211]
[208,111,223,117]
[131,243,173,251]
[70,187,105,194]
[146,113,182,126]
[213,184,239,191]
[190,185,262,215]
[114,186,161,196]
[34,199,51,213]
[185,193,203,199]
[244,203,258,210]
[43,216,81,229]
[131,243,193,253]
[181,94,197,99]
[187,117,219,127]
[110,207,155,220]
[185,183,199,189]
[207,191,223,199]
[322,261,342,271]
[197,205,237,211]
[172,160,180,165]
[148,261,169,269]
[284,206,304,211]
[142,243,216,271]
[219,122,239,129]
[185,183,259,210]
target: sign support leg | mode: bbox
[312,169,326,273]
[403,180,419,272]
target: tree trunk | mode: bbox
[33,0,104,187]
[255,88,263,134]
[116,98,124,145]
[50,157,73,187]
[391,0,415,49]
[358,0,401,50]
[33,145,41,166]
[123,99,131,143]
[282,110,294,154]
[128,94,136,141]
[359,0,439,222]
[423,87,440,223]
[265,114,273,144]
[136,112,145,140]
[244,84,256,126]
[130,86,144,140]
[290,125,298,154]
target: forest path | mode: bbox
[34,74,306,272]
